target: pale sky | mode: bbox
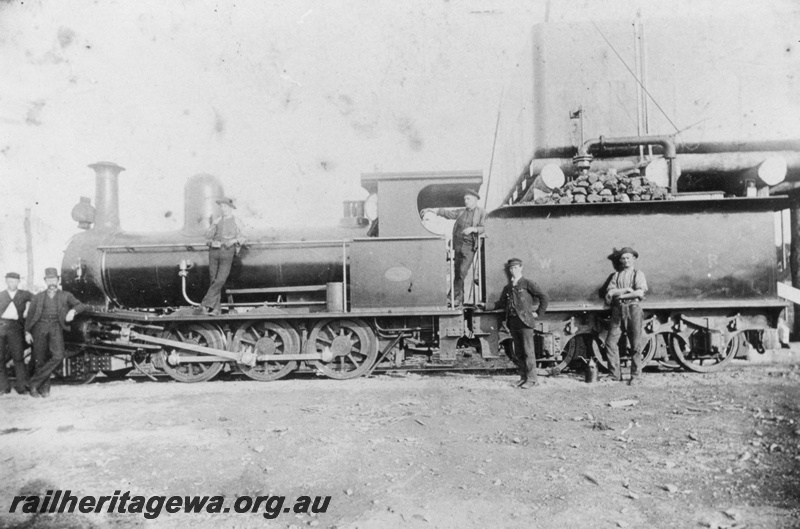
[0,0,795,287]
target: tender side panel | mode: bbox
[485,200,780,306]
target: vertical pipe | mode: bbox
[341,241,348,312]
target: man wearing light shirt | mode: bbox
[194,197,246,316]
[0,272,32,395]
[603,247,649,386]
[25,268,86,398]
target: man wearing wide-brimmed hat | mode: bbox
[194,197,246,315]
[0,272,33,395]
[24,268,86,397]
[422,188,486,307]
[603,247,648,385]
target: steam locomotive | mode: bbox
[54,13,800,383]
[56,137,787,383]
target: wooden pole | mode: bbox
[790,196,800,338]
[24,208,33,290]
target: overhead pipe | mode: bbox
[574,135,678,192]
[577,135,676,160]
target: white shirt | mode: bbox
[1,290,19,320]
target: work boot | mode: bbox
[29,387,42,398]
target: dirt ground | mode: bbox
[2,354,800,529]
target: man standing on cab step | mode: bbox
[422,189,486,307]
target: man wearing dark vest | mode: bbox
[194,197,246,315]
[490,258,549,389]
[0,272,33,395]
[603,247,648,385]
[422,189,486,307]
[25,268,86,397]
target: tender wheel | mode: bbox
[651,333,681,370]
[546,334,589,375]
[672,332,740,373]
[232,321,299,381]
[160,323,224,383]
[591,333,651,372]
[639,333,658,368]
[307,319,378,380]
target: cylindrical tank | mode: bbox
[62,225,367,308]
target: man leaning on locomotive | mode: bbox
[24,267,86,397]
[602,247,648,385]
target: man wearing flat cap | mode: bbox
[194,197,246,315]
[422,189,486,307]
[603,247,648,385]
[489,258,549,389]
[25,268,86,397]
[0,272,33,395]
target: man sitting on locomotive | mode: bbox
[603,247,648,385]
[194,197,246,316]
[488,258,549,389]
[421,188,486,308]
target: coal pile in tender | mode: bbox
[530,169,673,205]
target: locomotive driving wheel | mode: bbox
[231,321,299,381]
[159,323,225,383]
[307,319,378,380]
[671,332,740,373]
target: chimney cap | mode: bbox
[88,161,126,172]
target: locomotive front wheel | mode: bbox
[307,319,378,380]
[671,332,740,373]
[159,324,224,383]
[232,321,299,381]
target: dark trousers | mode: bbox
[0,321,28,393]
[201,246,236,311]
[452,245,476,305]
[605,303,643,380]
[29,321,65,392]
[509,316,537,384]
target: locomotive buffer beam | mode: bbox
[126,330,335,365]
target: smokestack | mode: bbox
[183,173,224,235]
[88,161,125,231]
